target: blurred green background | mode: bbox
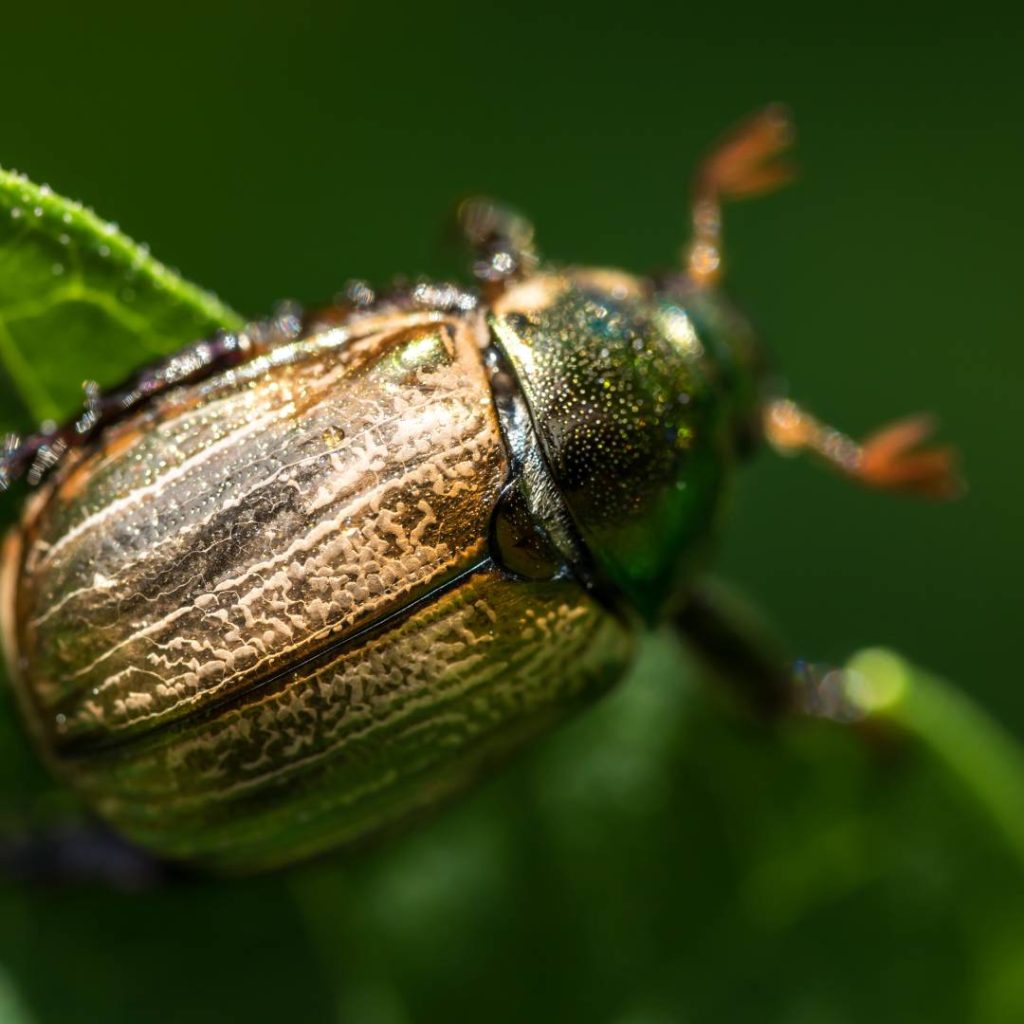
[1,2,1022,1022]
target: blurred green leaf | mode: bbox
[846,649,1024,868]
[0,878,334,1024]
[0,963,35,1024]
[291,639,1024,1024]
[0,167,240,429]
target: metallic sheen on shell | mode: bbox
[1,269,746,870]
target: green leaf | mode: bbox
[0,168,241,429]
[846,648,1024,866]
[0,964,34,1024]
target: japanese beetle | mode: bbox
[0,107,957,873]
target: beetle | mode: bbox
[0,107,957,874]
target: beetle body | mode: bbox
[0,109,957,872]
[3,272,741,870]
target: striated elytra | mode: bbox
[0,108,959,872]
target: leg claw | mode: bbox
[857,415,963,499]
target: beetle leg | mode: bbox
[455,197,539,299]
[673,580,866,722]
[0,822,181,888]
[673,580,796,718]
[685,105,796,288]
[763,399,963,499]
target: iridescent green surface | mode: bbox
[493,273,748,621]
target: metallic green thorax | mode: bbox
[491,270,765,623]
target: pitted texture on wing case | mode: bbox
[68,568,632,870]
[10,313,508,751]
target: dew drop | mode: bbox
[58,233,70,246]
[62,212,72,224]
[10,207,22,220]
[98,244,111,258]
[33,206,43,218]
[51,263,64,276]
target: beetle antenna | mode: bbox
[685,104,797,288]
[763,399,963,499]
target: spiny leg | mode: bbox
[455,197,539,300]
[763,399,962,499]
[685,104,796,288]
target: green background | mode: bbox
[0,3,1022,1022]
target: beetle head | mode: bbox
[489,268,768,623]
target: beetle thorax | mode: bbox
[489,270,746,623]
